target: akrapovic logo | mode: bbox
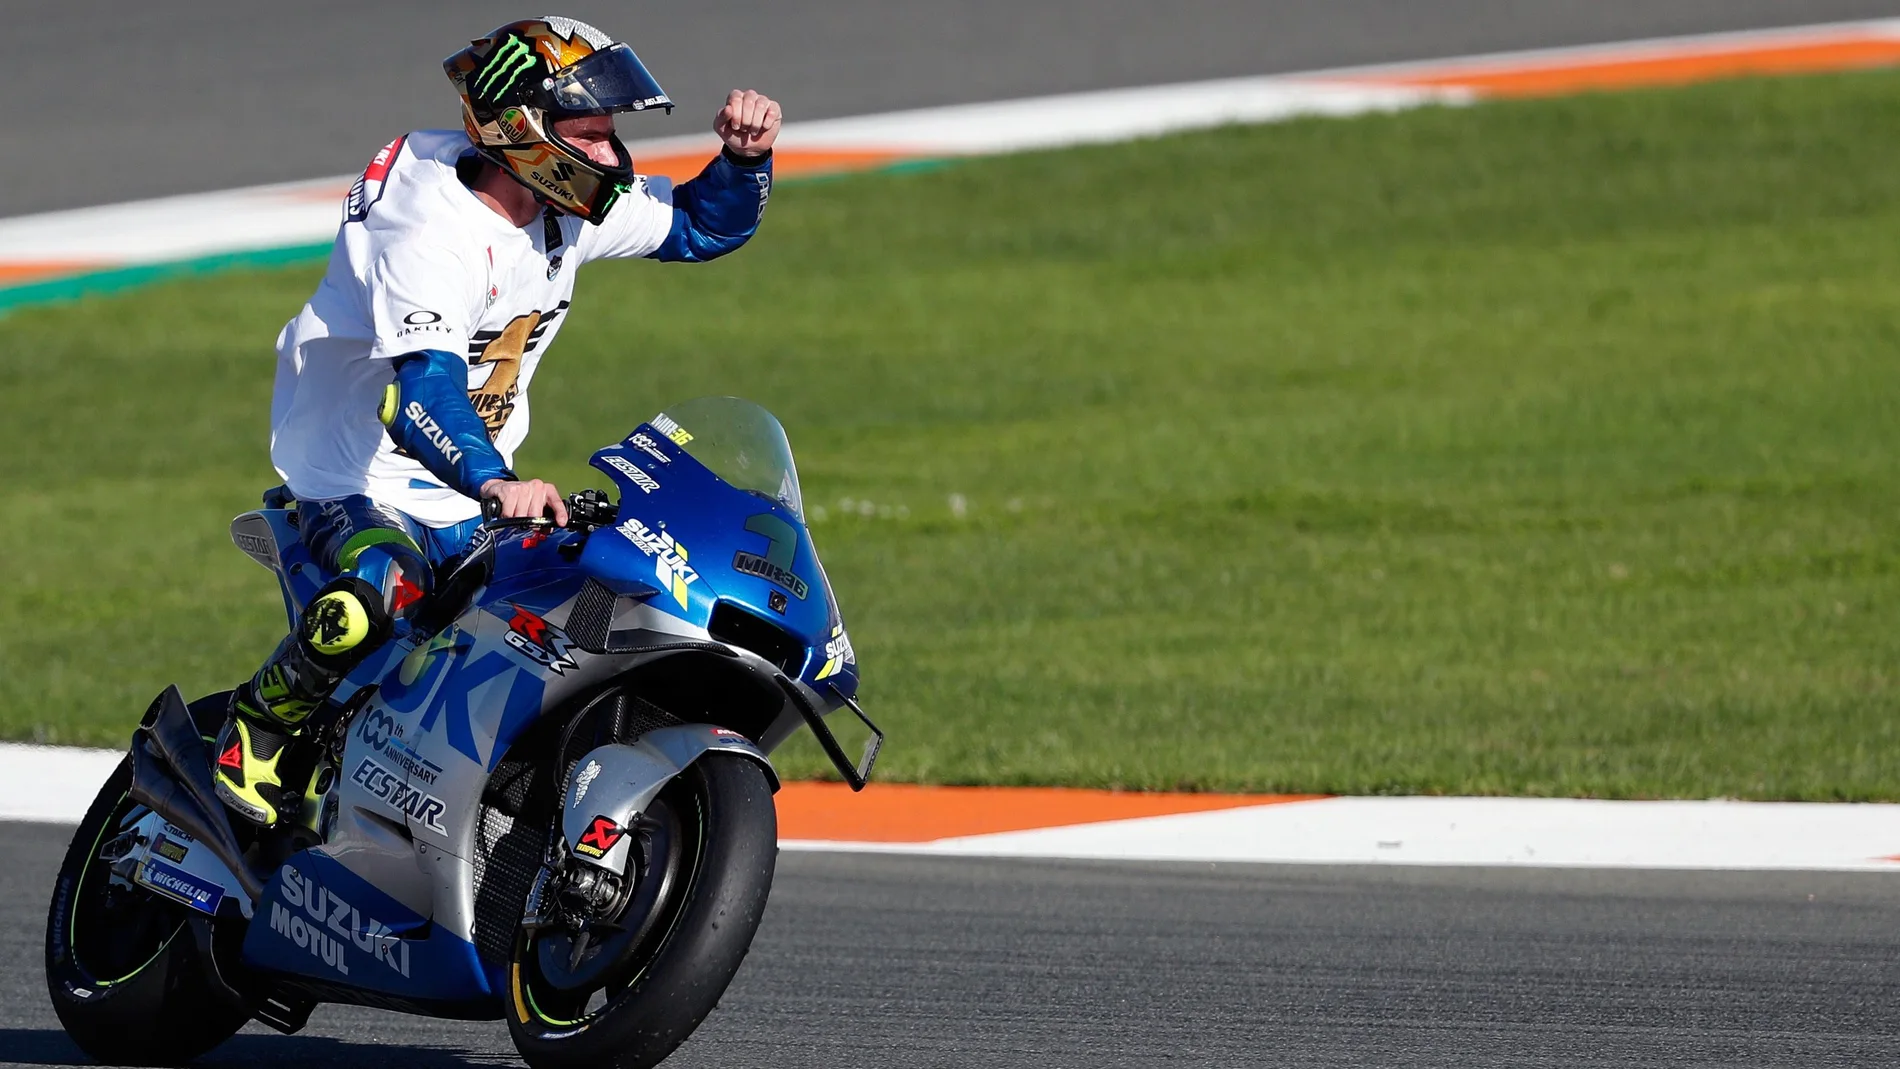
[403,401,462,465]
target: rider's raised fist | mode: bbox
[716,90,781,156]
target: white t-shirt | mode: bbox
[270,129,678,527]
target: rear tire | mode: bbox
[507,754,777,1069]
[44,752,251,1065]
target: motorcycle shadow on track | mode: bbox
[0,1026,503,1068]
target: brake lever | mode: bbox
[481,516,555,532]
[564,488,619,532]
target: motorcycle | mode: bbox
[43,396,881,1068]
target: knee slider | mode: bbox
[299,576,392,658]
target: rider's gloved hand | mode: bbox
[481,478,569,526]
[715,89,781,157]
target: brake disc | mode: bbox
[534,798,683,992]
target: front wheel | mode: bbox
[507,754,777,1069]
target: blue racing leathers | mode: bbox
[379,348,515,498]
[648,147,772,263]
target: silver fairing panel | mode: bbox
[303,576,802,945]
[560,725,776,872]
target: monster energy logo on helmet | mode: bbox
[448,18,670,224]
[474,34,539,104]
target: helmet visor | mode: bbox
[547,43,672,114]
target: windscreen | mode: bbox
[652,397,804,521]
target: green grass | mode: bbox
[6,70,1900,798]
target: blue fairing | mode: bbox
[241,854,492,1003]
[368,557,578,774]
[647,151,772,264]
[585,424,857,700]
[381,635,551,772]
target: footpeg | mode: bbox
[251,989,315,1035]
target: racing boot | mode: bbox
[212,714,294,827]
[215,578,390,826]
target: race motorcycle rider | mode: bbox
[214,16,782,827]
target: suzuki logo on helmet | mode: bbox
[550,161,576,183]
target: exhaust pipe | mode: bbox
[127,686,265,902]
[135,686,232,833]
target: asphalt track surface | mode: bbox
[8,1,1900,216]
[2,820,1898,1068]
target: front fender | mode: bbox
[561,724,778,872]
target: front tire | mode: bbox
[507,754,777,1069]
[44,753,251,1065]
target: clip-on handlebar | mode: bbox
[479,487,618,532]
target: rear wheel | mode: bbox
[44,753,251,1065]
[507,754,777,1069]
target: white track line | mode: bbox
[12,745,1898,870]
[0,744,122,823]
[0,80,1451,270]
[772,78,1457,155]
[785,796,1900,872]
[0,177,347,265]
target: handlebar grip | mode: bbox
[480,496,560,528]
